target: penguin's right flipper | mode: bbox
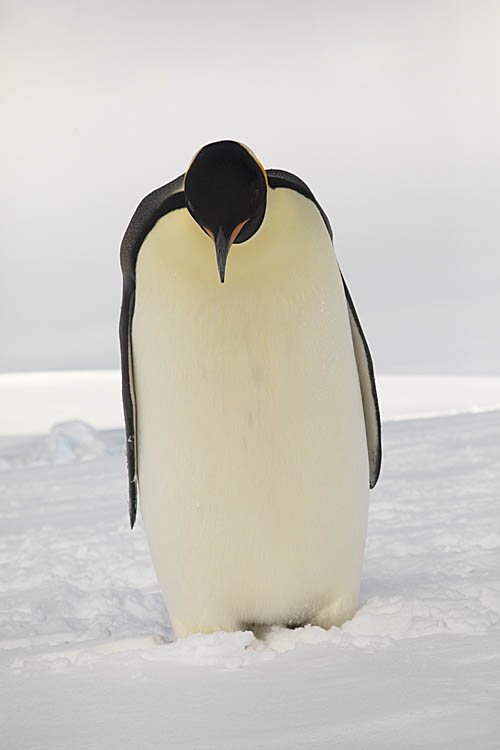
[119,175,185,527]
[267,168,381,488]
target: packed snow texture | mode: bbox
[1,408,499,748]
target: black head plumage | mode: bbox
[184,140,267,282]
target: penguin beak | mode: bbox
[215,226,230,284]
[205,220,249,283]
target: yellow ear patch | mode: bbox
[238,143,268,187]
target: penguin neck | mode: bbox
[139,188,332,294]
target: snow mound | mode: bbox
[141,625,340,669]
[30,420,112,465]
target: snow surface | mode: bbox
[1,407,499,748]
[1,370,499,435]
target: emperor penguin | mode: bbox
[119,140,381,638]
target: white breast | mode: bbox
[132,188,369,637]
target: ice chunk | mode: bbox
[30,420,111,465]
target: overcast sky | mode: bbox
[2,0,499,375]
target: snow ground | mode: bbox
[1,370,499,435]
[1,409,499,748]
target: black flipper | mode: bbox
[267,168,382,487]
[341,277,382,487]
[119,174,185,527]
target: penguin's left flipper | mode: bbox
[341,276,382,488]
[267,169,381,488]
[119,174,186,527]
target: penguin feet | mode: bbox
[309,593,358,630]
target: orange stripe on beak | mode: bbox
[203,219,248,251]
[229,219,249,248]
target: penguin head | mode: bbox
[184,140,268,282]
